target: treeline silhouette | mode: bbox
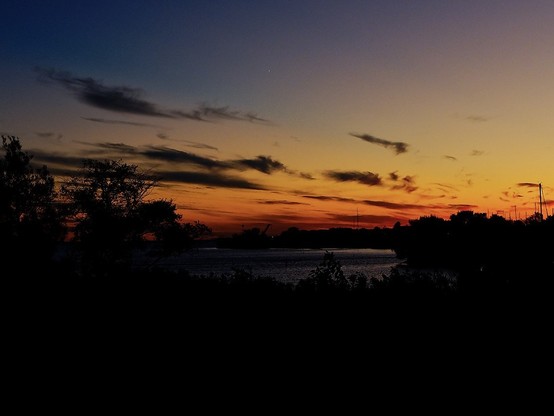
[216,225,394,249]
[3,135,553,326]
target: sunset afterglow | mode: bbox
[2,1,552,236]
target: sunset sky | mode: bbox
[2,1,553,236]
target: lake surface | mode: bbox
[143,247,403,284]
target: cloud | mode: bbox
[75,141,138,155]
[257,200,309,205]
[324,170,382,186]
[350,132,409,155]
[29,141,276,194]
[448,204,479,210]
[82,117,162,127]
[156,133,219,150]
[466,115,490,122]
[432,182,459,192]
[179,140,218,151]
[172,104,269,123]
[390,175,418,193]
[389,171,399,181]
[36,67,268,123]
[304,194,438,210]
[230,155,314,179]
[37,68,171,117]
[140,146,227,169]
[303,195,357,203]
[516,182,539,188]
[28,149,85,171]
[361,199,423,210]
[156,170,265,190]
[327,213,406,225]
[35,132,63,140]
[470,150,484,156]
[74,142,304,179]
[298,172,315,180]
[231,155,287,174]
[443,155,457,161]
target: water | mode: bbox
[142,247,402,284]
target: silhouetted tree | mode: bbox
[219,225,271,248]
[61,159,210,277]
[0,135,65,275]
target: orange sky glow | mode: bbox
[2,1,553,236]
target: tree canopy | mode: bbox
[0,135,65,273]
[1,137,210,278]
[61,159,210,276]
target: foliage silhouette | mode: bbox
[5,136,552,337]
[217,225,272,249]
[0,135,65,274]
[392,210,553,274]
[61,158,210,277]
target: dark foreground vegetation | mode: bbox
[3,135,553,354]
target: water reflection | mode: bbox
[147,248,402,284]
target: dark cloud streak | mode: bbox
[82,117,162,128]
[258,200,308,205]
[157,170,265,190]
[232,156,286,174]
[350,132,409,154]
[36,67,268,123]
[140,146,228,170]
[324,170,382,186]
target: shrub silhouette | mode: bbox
[296,251,368,295]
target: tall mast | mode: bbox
[539,182,543,220]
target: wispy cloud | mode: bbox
[466,115,490,122]
[443,155,457,161]
[433,182,459,192]
[140,145,227,169]
[30,146,267,191]
[350,132,409,155]
[303,195,357,203]
[231,155,287,174]
[35,132,63,140]
[75,142,309,179]
[180,140,218,151]
[327,212,407,225]
[303,194,420,210]
[502,191,524,199]
[257,200,309,205]
[82,117,162,127]
[470,150,484,156]
[156,133,219,150]
[448,203,479,210]
[324,170,382,186]
[389,174,418,193]
[155,170,266,190]
[516,182,539,188]
[75,141,138,155]
[28,149,85,170]
[36,67,268,123]
[361,199,423,210]
[171,104,269,123]
[303,193,475,212]
[297,172,315,180]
